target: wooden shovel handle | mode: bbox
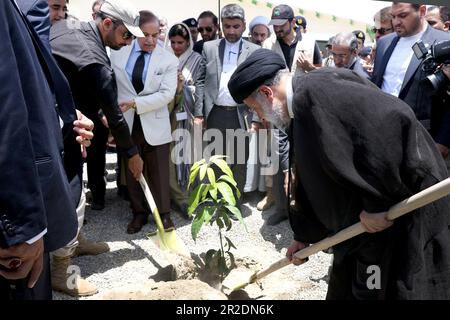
[254,178,450,282]
[138,173,165,233]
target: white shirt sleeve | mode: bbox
[26,229,47,244]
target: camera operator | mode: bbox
[372,3,450,159]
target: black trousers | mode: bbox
[272,165,288,214]
[207,106,249,203]
[326,230,394,300]
[0,252,51,300]
[126,116,171,217]
[86,115,109,203]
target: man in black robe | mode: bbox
[228,49,450,299]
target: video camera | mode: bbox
[412,39,450,91]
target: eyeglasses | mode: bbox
[371,27,393,35]
[331,52,349,60]
[198,27,213,33]
[121,30,135,40]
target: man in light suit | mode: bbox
[111,10,178,234]
[198,4,259,199]
[372,2,450,159]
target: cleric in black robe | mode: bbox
[228,49,450,299]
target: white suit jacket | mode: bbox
[111,42,178,146]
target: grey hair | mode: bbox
[250,69,290,99]
[221,4,245,21]
[374,6,392,23]
[332,32,359,51]
[92,0,104,12]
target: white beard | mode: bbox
[257,94,290,131]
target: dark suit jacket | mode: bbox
[0,0,77,252]
[372,26,450,147]
[17,0,82,210]
[16,0,50,50]
[349,57,370,80]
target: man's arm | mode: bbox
[193,56,206,118]
[0,0,49,287]
[80,64,142,179]
[81,64,136,155]
[0,16,47,249]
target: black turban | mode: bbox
[228,48,286,104]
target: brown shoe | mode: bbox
[73,233,109,257]
[127,214,148,234]
[257,188,275,211]
[160,213,175,232]
[51,256,98,297]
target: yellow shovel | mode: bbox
[138,173,190,257]
[222,177,450,294]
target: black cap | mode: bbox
[228,49,286,104]
[295,15,307,30]
[352,30,365,42]
[269,5,294,26]
[183,18,198,28]
[359,46,372,57]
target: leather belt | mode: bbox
[214,104,238,111]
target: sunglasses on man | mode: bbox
[107,16,136,40]
[121,30,135,40]
[371,27,393,35]
[198,27,213,33]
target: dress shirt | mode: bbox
[381,30,424,97]
[216,39,242,107]
[125,40,152,85]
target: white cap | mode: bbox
[249,16,272,34]
[99,0,144,38]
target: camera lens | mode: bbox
[427,70,448,91]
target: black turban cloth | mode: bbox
[228,48,286,104]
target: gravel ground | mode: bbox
[54,152,332,300]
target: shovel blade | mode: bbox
[221,267,256,295]
[149,230,190,257]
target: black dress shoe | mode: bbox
[90,201,105,211]
[127,214,148,234]
[160,213,175,232]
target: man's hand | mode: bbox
[176,72,185,94]
[359,210,393,233]
[194,116,204,126]
[261,119,270,129]
[436,143,450,159]
[74,110,94,158]
[127,154,143,181]
[0,238,44,288]
[286,240,309,266]
[119,101,135,113]
[250,121,261,133]
[296,51,316,72]
[283,170,290,197]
